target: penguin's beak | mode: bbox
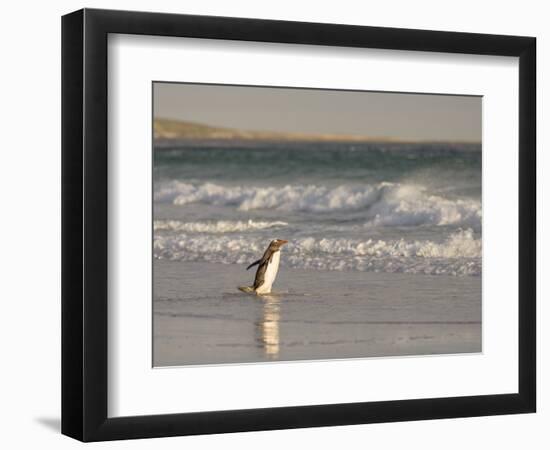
[279,240,288,245]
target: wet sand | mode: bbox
[153,260,481,367]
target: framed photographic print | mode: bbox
[62,8,536,441]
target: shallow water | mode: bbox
[153,260,481,367]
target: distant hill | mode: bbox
[153,118,389,143]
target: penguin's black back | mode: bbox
[253,247,276,290]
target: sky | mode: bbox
[153,82,481,142]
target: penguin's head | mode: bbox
[269,239,288,251]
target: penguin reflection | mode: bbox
[256,295,280,358]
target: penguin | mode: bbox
[238,239,288,295]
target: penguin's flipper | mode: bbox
[246,259,261,270]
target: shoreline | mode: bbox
[153,260,482,367]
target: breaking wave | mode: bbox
[154,229,481,276]
[154,181,481,228]
[154,219,288,233]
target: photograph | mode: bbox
[152,82,482,367]
[0,0,541,446]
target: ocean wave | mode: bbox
[154,181,481,228]
[294,229,481,259]
[154,229,481,276]
[154,219,288,233]
[363,184,481,228]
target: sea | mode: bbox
[152,140,482,366]
[154,140,481,277]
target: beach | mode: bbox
[153,260,481,366]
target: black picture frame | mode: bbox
[61,8,536,442]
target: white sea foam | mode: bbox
[363,184,481,228]
[154,219,288,233]
[154,181,481,228]
[293,229,481,259]
[154,229,481,276]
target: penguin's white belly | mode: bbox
[256,251,280,294]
